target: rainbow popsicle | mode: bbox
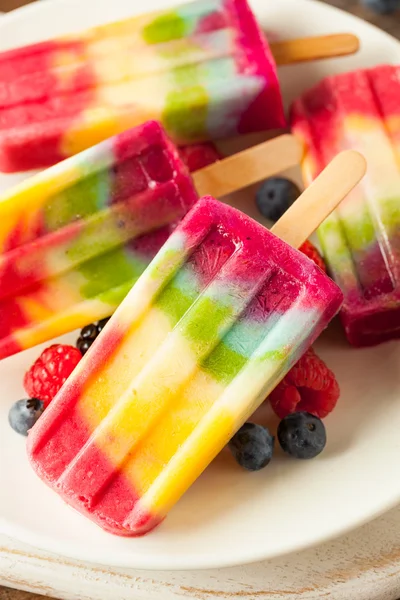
[0,0,284,172]
[291,66,400,346]
[28,196,343,536]
[0,120,197,359]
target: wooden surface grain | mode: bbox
[1,0,400,599]
[0,0,30,11]
[0,592,44,600]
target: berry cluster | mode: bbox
[228,347,339,469]
[9,318,111,436]
[229,411,326,470]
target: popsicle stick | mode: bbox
[192,134,302,198]
[271,33,359,65]
[271,150,366,248]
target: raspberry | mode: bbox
[299,240,326,273]
[269,348,340,419]
[24,344,82,407]
[179,143,221,172]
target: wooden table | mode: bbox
[1,1,400,599]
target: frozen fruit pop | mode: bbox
[0,0,284,172]
[0,0,359,172]
[27,151,365,536]
[0,119,301,360]
[0,120,197,359]
[291,66,400,346]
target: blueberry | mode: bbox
[255,177,300,222]
[277,412,326,459]
[228,423,274,471]
[8,398,44,436]
[361,0,400,14]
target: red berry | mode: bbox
[179,143,221,172]
[24,344,82,408]
[269,348,340,419]
[299,240,326,273]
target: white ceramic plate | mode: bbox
[1,0,400,571]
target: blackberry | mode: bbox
[76,318,110,355]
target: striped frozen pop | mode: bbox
[27,151,366,536]
[291,66,400,346]
[0,0,359,172]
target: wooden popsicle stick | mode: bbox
[271,150,366,248]
[192,134,302,198]
[270,33,359,65]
